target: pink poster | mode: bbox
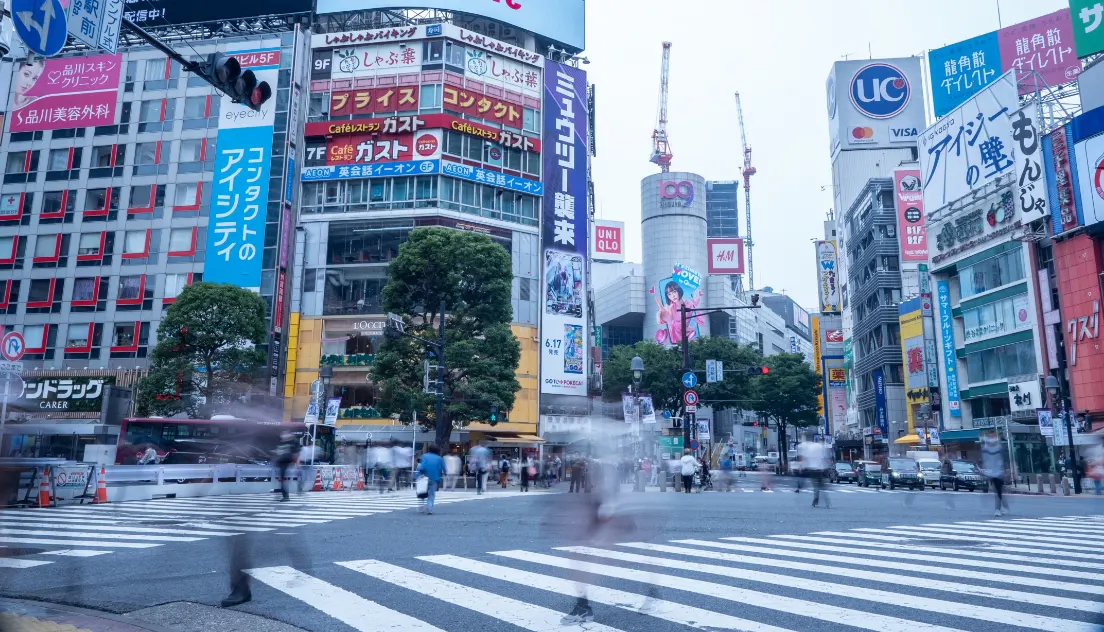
[10,54,121,132]
[894,168,928,262]
[997,8,1080,96]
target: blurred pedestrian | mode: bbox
[444,452,461,490]
[371,441,392,493]
[569,453,585,493]
[274,432,300,501]
[415,444,446,514]
[1086,439,1104,495]
[521,455,532,491]
[679,449,697,494]
[719,453,733,491]
[981,430,1009,516]
[758,457,773,491]
[807,442,830,508]
[469,444,491,494]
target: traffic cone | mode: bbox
[94,466,108,503]
[37,467,51,507]
[332,468,343,491]
[311,468,323,492]
[355,468,365,490]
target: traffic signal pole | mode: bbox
[435,299,447,449]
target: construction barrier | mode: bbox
[88,463,364,503]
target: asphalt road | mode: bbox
[1,478,1102,632]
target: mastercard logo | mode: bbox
[852,127,874,139]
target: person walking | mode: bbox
[981,430,1009,516]
[521,455,531,491]
[499,456,511,488]
[718,453,733,491]
[569,454,585,493]
[679,449,697,494]
[415,444,446,514]
[274,432,301,501]
[444,451,461,490]
[808,442,831,508]
[469,444,491,494]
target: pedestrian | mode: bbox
[719,453,733,491]
[807,442,830,508]
[698,456,711,491]
[499,456,511,488]
[553,455,563,484]
[980,430,1009,516]
[1087,439,1104,495]
[393,441,413,489]
[758,457,773,491]
[569,453,585,493]
[679,449,697,494]
[415,444,446,514]
[371,441,392,493]
[469,444,491,494]
[521,455,532,491]
[641,458,652,488]
[444,451,461,490]
[273,432,300,501]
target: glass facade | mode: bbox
[965,339,1037,384]
[706,181,739,238]
[959,247,1025,299]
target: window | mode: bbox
[27,279,53,304]
[959,248,1025,298]
[123,230,148,257]
[966,340,1037,384]
[112,323,136,347]
[523,108,539,133]
[174,183,199,207]
[72,277,97,302]
[41,190,73,219]
[138,99,174,133]
[84,187,119,216]
[47,149,69,171]
[525,151,540,176]
[65,324,91,349]
[0,235,15,261]
[424,40,443,62]
[117,275,143,300]
[179,139,204,162]
[143,58,179,90]
[182,96,215,129]
[164,273,191,300]
[167,227,195,254]
[23,325,46,350]
[420,84,442,109]
[33,235,59,259]
[465,137,483,161]
[77,233,103,257]
[128,185,165,212]
[135,142,158,165]
[91,145,114,168]
[302,269,317,293]
[5,151,29,174]
[445,42,464,67]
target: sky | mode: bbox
[582,0,1068,311]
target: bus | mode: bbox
[115,417,336,466]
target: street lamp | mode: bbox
[631,356,645,385]
[1045,374,1082,494]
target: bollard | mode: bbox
[1037,473,1044,494]
[1062,476,1071,496]
[660,472,667,492]
[1048,473,1057,494]
[636,470,646,492]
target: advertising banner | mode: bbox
[462,48,542,96]
[1037,408,1054,436]
[815,240,840,314]
[307,114,541,152]
[330,42,422,80]
[621,393,635,422]
[440,162,543,195]
[326,129,442,165]
[811,316,823,417]
[204,48,279,291]
[937,281,962,416]
[706,238,745,275]
[1011,102,1050,224]
[894,168,928,261]
[1072,0,1104,57]
[122,0,311,28]
[13,376,112,411]
[314,0,585,50]
[873,369,888,438]
[825,57,927,152]
[639,395,656,424]
[829,387,847,434]
[329,86,420,117]
[10,54,120,132]
[649,263,704,347]
[997,8,1078,95]
[593,219,624,262]
[1073,133,1104,227]
[539,60,588,397]
[1046,125,1080,234]
[302,160,440,182]
[928,32,1002,118]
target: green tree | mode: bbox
[692,337,766,414]
[602,342,682,413]
[135,283,268,417]
[753,352,822,473]
[371,227,520,447]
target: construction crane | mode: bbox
[649,42,673,172]
[735,91,757,291]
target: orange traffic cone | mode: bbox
[332,468,343,491]
[311,468,323,492]
[94,466,108,503]
[37,467,51,507]
[355,468,365,490]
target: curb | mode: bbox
[0,598,179,632]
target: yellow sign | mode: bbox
[828,367,846,383]
[811,316,823,415]
[899,306,924,432]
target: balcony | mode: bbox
[320,353,375,367]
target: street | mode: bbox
[0,481,1101,632]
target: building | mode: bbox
[705,180,741,292]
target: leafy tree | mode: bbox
[692,337,765,414]
[753,352,821,473]
[602,342,683,413]
[135,283,267,417]
[371,228,520,447]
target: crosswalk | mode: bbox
[244,514,1104,632]
[0,490,535,569]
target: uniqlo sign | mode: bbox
[707,238,745,274]
[593,220,624,262]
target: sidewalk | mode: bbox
[0,598,174,632]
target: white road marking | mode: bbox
[40,550,112,557]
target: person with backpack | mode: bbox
[499,456,511,488]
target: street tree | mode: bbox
[371,227,520,447]
[602,342,683,413]
[692,336,765,414]
[135,283,268,417]
[752,352,821,473]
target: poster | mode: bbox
[649,263,704,346]
[815,241,840,313]
[937,281,962,416]
[10,54,121,132]
[639,395,656,424]
[894,169,928,261]
[323,397,341,425]
[1037,408,1054,436]
[621,393,635,422]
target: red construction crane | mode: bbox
[735,91,757,290]
[649,42,673,172]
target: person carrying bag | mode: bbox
[415,444,446,514]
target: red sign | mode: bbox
[894,168,928,262]
[997,8,1079,96]
[330,86,420,117]
[706,238,745,275]
[235,51,280,68]
[594,222,623,259]
[1051,127,1078,233]
[273,271,286,333]
[305,113,541,153]
[825,329,844,344]
[443,86,522,127]
[415,133,439,157]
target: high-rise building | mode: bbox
[705,180,738,238]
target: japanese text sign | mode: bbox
[306,113,541,153]
[1045,125,1080,233]
[67,0,123,54]
[918,70,1017,210]
[16,377,110,411]
[998,8,1079,95]
[937,281,962,416]
[1071,0,1104,57]
[816,240,839,314]
[329,86,419,117]
[463,49,542,95]
[1074,133,1104,227]
[443,86,523,127]
[440,162,542,195]
[928,32,1002,118]
[302,160,441,182]
[893,168,928,261]
[330,42,421,79]
[10,54,121,132]
[1010,102,1050,224]
[326,130,441,165]
[706,238,745,274]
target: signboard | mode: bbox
[1037,408,1054,436]
[681,372,697,389]
[302,160,441,182]
[328,42,422,80]
[304,397,320,424]
[815,240,840,314]
[639,395,656,424]
[10,54,121,132]
[705,359,718,383]
[313,0,585,50]
[1010,102,1049,224]
[306,114,541,153]
[538,60,588,397]
[1,332,25,361]
[706,238,745,275]
[441,162,543,195]
[325,130,442,165]
[928,32,1003,118]
[1072,0,1104,57]
[12,376,111,411]
[825,329,843,344]
[67,0,123,53]
[1047,125,1079,234]
[873,369,888,438]
[825,57,927,152]
[1072,132,1104,227]
[12,0,67,56]
[323,397,341,425]
[593,219,624,262]
[894,168,928,261]
[1008,379,1042,414]
[683,390,699,407]
[203,48,280,292]
[937,281,962,416]
[621,393,636,423]
[121,0,312,28]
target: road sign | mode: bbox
[66,0,123,54]
[0,361,23,375]
[13,0,68,56]
[683,390,699,407]
[705,360,717,383]
[685,404,697,413]
[681,372,697,388]
[310,379,324,396]
[689,439,699,450]
[1,332,25,361]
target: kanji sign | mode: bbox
[928,32,1002,118]
[1010,102,1050,224]
[301,160,441,182]
[1048,126,1080,234]
[1071,0,1104,57]
[306,113,541,153]
[998,8,1079,95]
[10,55,122,132]
[330,42,422,79]
[67,0,123,53]
[441,162,543,196]
[894,168,928,262]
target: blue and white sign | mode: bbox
[872,369,888,437]
[681,372,697,389]
[936,281,962,417]
[927,31,1001,118]
[849,63,912,120]
[13,0,68,56]
[66,0,123,53]
[284,156,295,204]
[301,160,440,182]
[441,162,544,196]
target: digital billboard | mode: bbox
[121,0,312,27]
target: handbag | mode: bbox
[415,476,429,498]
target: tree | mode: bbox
[371,227,520,447]
[692,337,765,414]
[602,342,682,413]
[135,283,268,417]
[753,352,821,473]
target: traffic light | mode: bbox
[204,53,272,111]
[489,405,499,426]
[750,293,760,307]
[746,366,769,375]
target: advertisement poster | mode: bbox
[829,388,847,434]
[10,54,121,132]
[816,240,840,314]
[323,397,341,425]
[204,48,280,291]
[1047,126,1079,234]
[1010,102,1049,224]
[873,369,888,438]
[707,238,745,275]
[1037,408,1054,437]
[621,393,635,422]
[650,263,704,346]
[928,31,1002,118]
[937,281,962,416]
[639,395,656,424]
[894,168,928,261]
[329,42,422,79]
[538,60,588,397]
[1072,0,1104,57]
[326,129,441,165]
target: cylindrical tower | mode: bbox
[641,172,710,346]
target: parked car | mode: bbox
[884,458,923,490]
[916,458,942,488]
[940,460,989,492]
[829,461,858,484]
[855,461,884,488]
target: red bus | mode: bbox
[115,417,336,465]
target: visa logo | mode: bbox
[892,127,919,139]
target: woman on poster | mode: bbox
[653,280,703,345]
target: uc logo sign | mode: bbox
[850,63,910,120]
[659,180,694,207]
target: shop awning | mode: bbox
[894,434,921,445]
[487,434,545,445]
[939,428,980,443]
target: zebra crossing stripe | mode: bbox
[245,565,445,632]
[866,526,1104,553]
[0,558,51,568]
[492,549,969,632]
[339,559,625,632]
[916,523,1104,543]
[622,541,1104,603]
[778,533,1104,566]
[852,528,1104,555]
[0,537,159,548]
[40,550,111,557]
[956,520,1104,539]
[419,554,799,632]
[541,547,1094,632]
[0,528,205,543]
[0,520,241,538]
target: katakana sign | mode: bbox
[329,86,419,117]
[301,160,441,182]
[67,0,123,53]
[441,162,543,196]
[928,32,1002,118]
[10,55,121,132]
[326,130,442,165]
[1071,0,1104,57]
[13,376,113,412]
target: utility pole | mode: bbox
[435,299,447,449]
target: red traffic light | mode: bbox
[760,367,769,374]
[745,366,769,375]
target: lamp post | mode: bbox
[1045,374,1081,494]
[630,355,646,480]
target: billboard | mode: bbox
[893,168,927,262]
[328,42,422,80]
[1073,132,1104,227]
[593,219,624,263]
[539,59,588,397]
[122,0,312,27]
[937,280,962,417]
[873,369,888,438]
[650,263,704,346]
[706,238,745,275]
[1072,0,1104,58]
[825,57,926,152]
[815,240,840,314]
[928,32,1002,118]
[204,48,280,291]
[314,0,585,50]
[10,55,120,132]
[1045,124,1080,234]
[1010,102,1049,225]
[325,130,442,165]
[899,297,925,430]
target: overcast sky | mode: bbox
[582,0,1067,311]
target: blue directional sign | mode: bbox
[13,0,68,56]
[681,372,697,389]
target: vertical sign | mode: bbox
[894,168,927,261]
[815,240,839,314]
[67,0,122,53]
[1011,102,1049,224]
[1047,125,1079,234]
[205,48,280,291]
[539,60,588,397]
[873,369,888,438]
[1071,0,1104,58]
[811,316,823,417]
[937,280,962,416]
